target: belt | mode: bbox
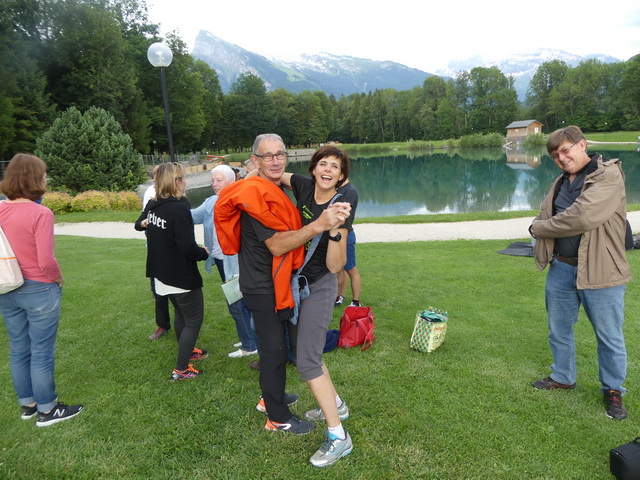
[555,253,578,267]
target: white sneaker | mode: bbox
[309,432,353,467]
[233,342,242,348]
[305,401,350,421]
[228,348,258,358]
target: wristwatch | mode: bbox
[328,232,342,242]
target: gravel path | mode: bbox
[54,211,640,244]
[74,168,640,243]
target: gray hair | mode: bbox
[252,133,285,154]
[211,164,236,184]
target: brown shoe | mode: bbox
[248,361,260,370]
[531,376,576,390]
[149,327,168,340]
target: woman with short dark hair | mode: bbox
[0,153,83,427]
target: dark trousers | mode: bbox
[150,278,171,331]
[214,258,225,282]
[168,288,204,371]
[243,293,291,423]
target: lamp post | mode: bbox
[147,42,175,162]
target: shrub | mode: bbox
[107,191,142,211]
[458,133,505,148]
[42,192,73,214]
[70,190,110,212]
[483,132,506,147]
[35,106,144,194]
[524,133,547,147]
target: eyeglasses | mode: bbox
[551,141,580,161]
[255,152,287,162]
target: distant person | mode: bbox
[215,134,349,446]
[277,145,355,467]
[0,153,83,426]
[244,158,256,175]
[529,125,631,420]
[210,164,259,359]
[142,165,160,210]
[142,165,172,340]
[136,162,210,381]
[190,169,225,281]
[334,178,361,307]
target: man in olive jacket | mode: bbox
[529,125,631,420]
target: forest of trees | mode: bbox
[2,0,639,163]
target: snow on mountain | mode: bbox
[436,49,621,100]
[192,32,622,101]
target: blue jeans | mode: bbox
[545,259,627,393]
[0,279,62,413]
[227,298,258,352]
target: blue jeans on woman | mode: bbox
[0,279,62,413]
[227,298,258,352]
[545,259,627,393]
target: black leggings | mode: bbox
[168,288,204,371]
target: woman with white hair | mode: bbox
[211,165,259,359]
[191,170,226,282]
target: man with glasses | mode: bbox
[215,133,351,438]
[529,125,631,420]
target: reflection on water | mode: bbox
[187,147,640,218]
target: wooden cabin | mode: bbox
[505,120,543,144]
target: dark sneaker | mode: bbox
[309,432,353,467]
[149,327,168,340]
[248,361,260,370]
[604,390,628,420]
[36,402,84,427]
[305,401,350,422]
[170,364,203,381]
[348,301,360,307]
[531,376,576,390]
[21,405,37,420]
[264,414,315,435]
[256,393,298,413]
[334,296,344,307]
[189,347,209,360]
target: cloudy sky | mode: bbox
[146,0,640,73]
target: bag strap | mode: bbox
[295,193,342,275]
[358,313,375,351]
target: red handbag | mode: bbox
[338,306,375,351]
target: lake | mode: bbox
[187,146,640,218]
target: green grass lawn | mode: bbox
[2,235,640,479]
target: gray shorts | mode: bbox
[291,272,337,381]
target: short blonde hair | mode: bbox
[155,162,186,199]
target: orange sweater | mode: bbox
[214,177,304,312]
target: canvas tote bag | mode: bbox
[0,224,24,294]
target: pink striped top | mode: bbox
[0,201,61,283]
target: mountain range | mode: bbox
[191,30,621,101]
[436,50,621,100]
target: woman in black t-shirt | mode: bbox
[280,146,355,467]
